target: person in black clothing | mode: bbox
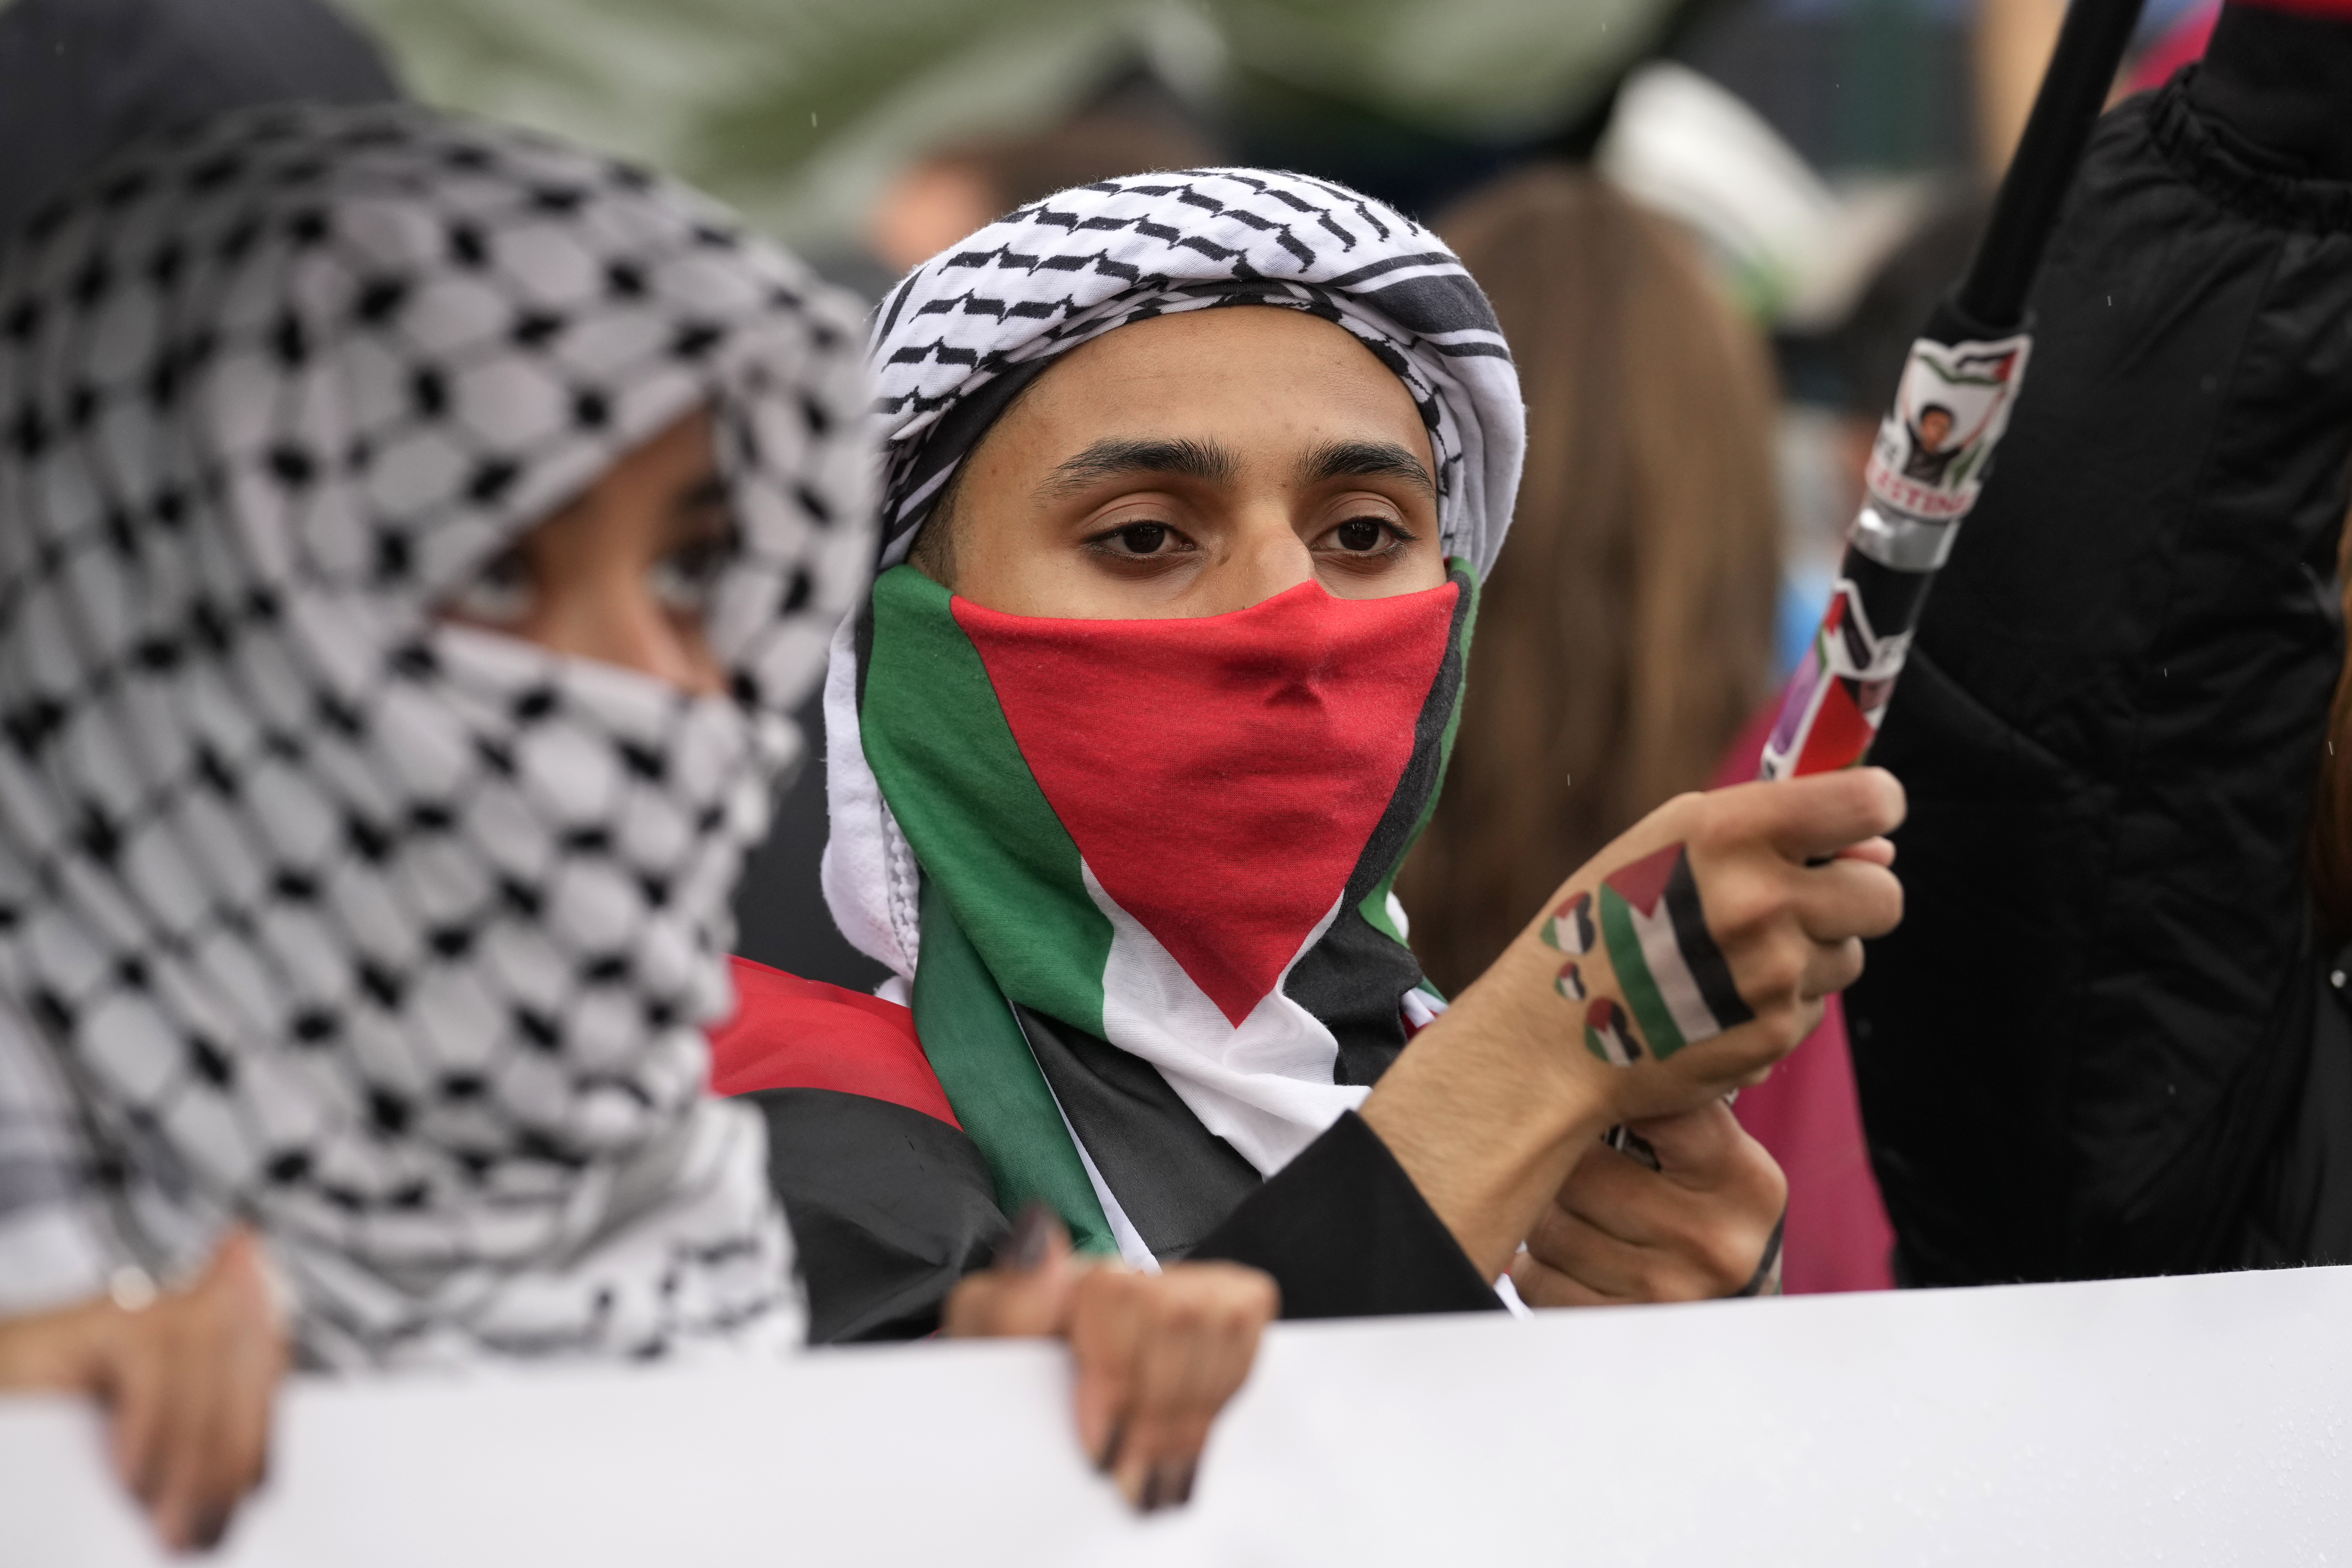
[1847,0,2352,1286]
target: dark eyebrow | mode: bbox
[1037,437,1239,499]
[1299,439,1434,497]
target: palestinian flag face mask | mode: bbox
[857,559,1477,1261]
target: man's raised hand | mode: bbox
[1495,766,1904,1122]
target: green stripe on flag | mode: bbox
[913,877,1117,1256]
[864,565,1115,1036]
[1358,559,1478,976]
[1598,885,1690,1059]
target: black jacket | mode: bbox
[1848,2,2352,1285]
[751,1090,1504,1342]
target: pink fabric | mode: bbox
[2128,2,2220,94]
[1713,708,1896,1293]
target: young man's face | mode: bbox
[921,306,1448,618]
[1917,407,1954,450]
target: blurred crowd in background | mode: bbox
[0,0,2229,1297]
[287,0,2203,995]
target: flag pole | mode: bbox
[1758,0,2147,781]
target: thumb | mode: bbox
[1620,1100,1742,1183]
[943,1205,1077,1339]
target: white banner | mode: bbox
[6,1264,2350,1566]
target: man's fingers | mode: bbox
[207,1240,286,1530]
[1836,835,1897,867]
[1726,768,1908,862]
[1508,1251,1625,1309]
[1531,1106,1787,1304]
[103,1323,167,1511]
[1789,854,1904,945]
[1524,1194,1656,1297]
[166,1229,287,1552]
[1798,934,1866,999]
[939,1207,1078,1341]
[1548,1141,1671,1247]
[1066,1270,1147,1478]
[148,1322,227,1554]
[1100,1270,1215,1506]
[1616,1102,1741,1175]
[1076,1264,1273,1511]
[1525,1195,1659,1296]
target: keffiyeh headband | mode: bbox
[0,104,873,1364]
[866,167,1524,578]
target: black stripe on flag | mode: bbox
[1664,850,1755,1031]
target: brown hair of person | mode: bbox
[1394,165,1782,997]
[2305,501,2352,943]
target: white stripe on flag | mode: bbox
[1630,899,1723,1046]
[1083,861,1368,1177]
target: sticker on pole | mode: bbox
[1758,580,1904,780]
[1864,333,2032,522]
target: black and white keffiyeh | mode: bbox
[865,167,1522,578]
[829,167,1523,985]
[0,104,874,1364]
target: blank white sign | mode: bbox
[5,1264,2348,1567]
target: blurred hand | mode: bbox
[1510,1102,1788,1306]
[0,1228,286,1553]
[941,1207,1276,1510]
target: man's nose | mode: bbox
[1205,509,1316,615]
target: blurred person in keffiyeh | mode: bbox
[0,103,1274,1547]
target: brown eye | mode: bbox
[650,535,733,617]
[1333,518,1389,553]
[445,544,535,625]
[1115,522,1170,555]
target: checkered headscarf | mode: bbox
[0,104,873,1364]
[866,167,1523,578]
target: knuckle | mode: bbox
[1623,1259,1675,1303]
[1751,1000,1807,1056]
[1738,939,1806,1007]
[1693,1232,1755,1293]
[1707,879,1777,939]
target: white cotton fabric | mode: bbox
[828,168,1524,1005]
[0,104,874,1366]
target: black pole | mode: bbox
[1758,0,2146,781]
[1956,0,2149,330]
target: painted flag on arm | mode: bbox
[1542,891,1595,955]
[1597,845,1756,1060]
[1585,998,1642,1066]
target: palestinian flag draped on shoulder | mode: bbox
[857,563,1475,1262]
